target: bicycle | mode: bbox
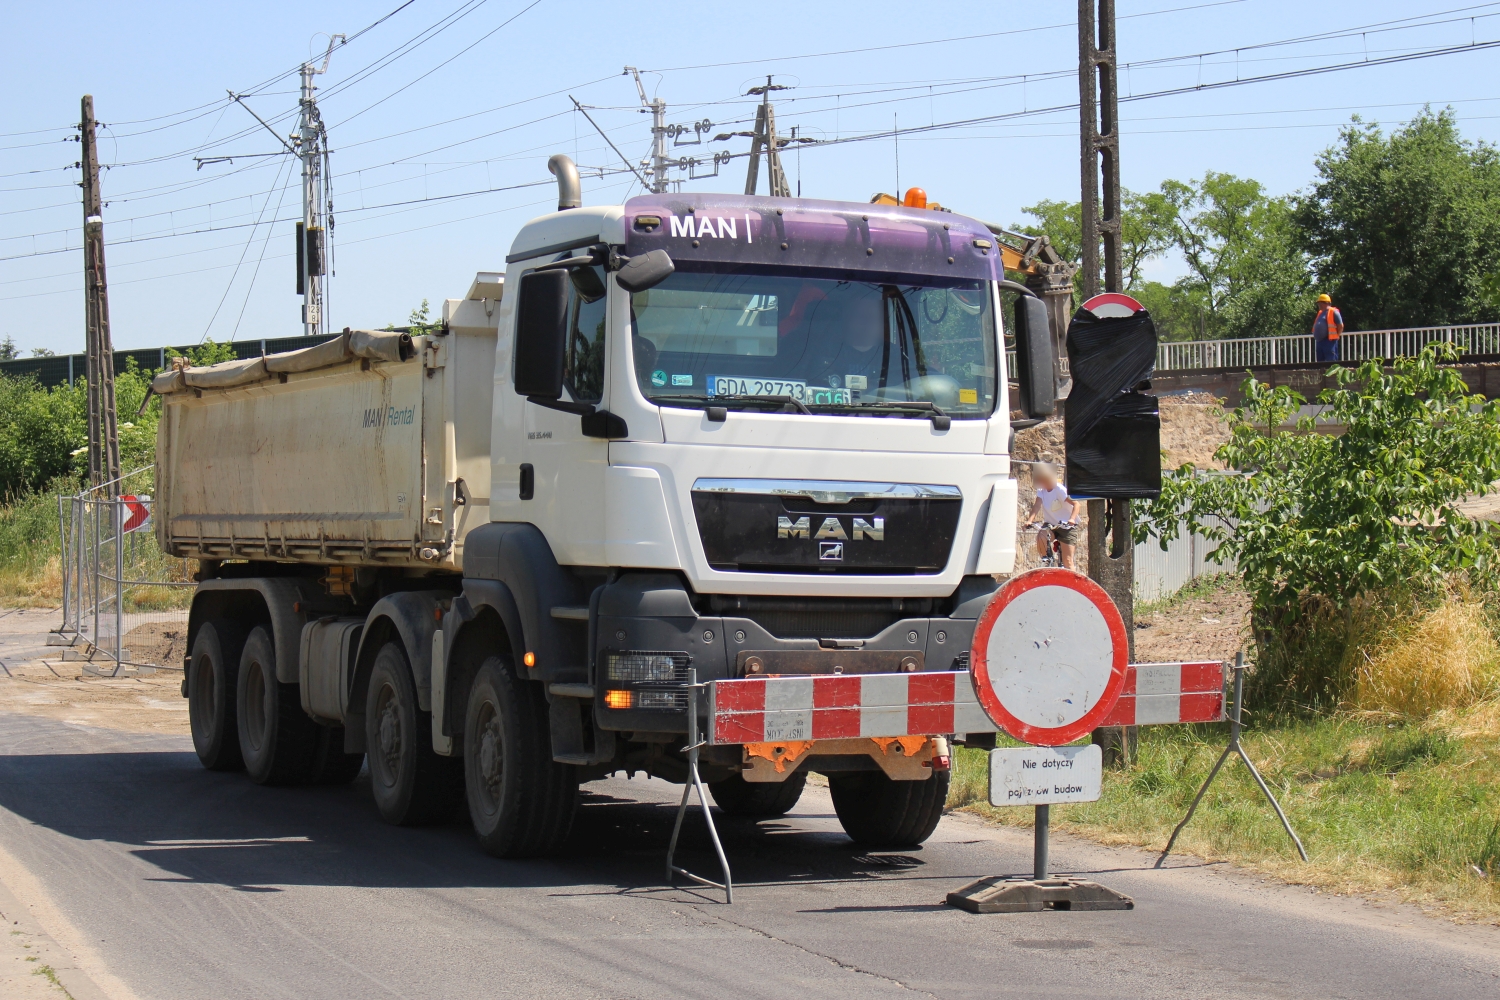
[1023,521,1077,569]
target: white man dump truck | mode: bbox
[154,154,1075,857]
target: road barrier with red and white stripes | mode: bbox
[1097,661,1226,727]
[707,671,995,745]
[705,661,1224,745]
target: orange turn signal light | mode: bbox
[523,651,536,667]
[604,689,632,709]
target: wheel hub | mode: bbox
[477,711,503,806]
[377,691,401,769]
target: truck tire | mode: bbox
[463,656,578,857]
[187,619,247,772]
[365,642,462,825]
[829,770,949,847]
[709,772,807,817]
[236,626,324,786]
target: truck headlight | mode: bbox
[606,652,685,683]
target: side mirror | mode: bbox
[1013,294,1056,418]
[615,249,675,293]
[513,269,570,399]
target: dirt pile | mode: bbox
[1159,392,1231,470]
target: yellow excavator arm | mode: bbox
[868,189,1071,280]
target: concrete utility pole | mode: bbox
[1078,0,1122,299]
[80,95,120,493]
[296,37,341,337]
[626,67,670,194]
[1079,0,1136,764]
[744,77,791,198]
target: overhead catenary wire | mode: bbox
[639,0,1259,73]
[200,154,295,340]
[328,0,548,130]
[228,162,299,340]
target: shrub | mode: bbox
[1139,345,1500,710]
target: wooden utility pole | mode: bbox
[1079,1,1136,764]
[80,95,120,493]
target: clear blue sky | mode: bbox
[4,0,1499,355]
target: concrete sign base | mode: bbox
[946,876,1135,914]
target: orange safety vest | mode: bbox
[1312,305,1344,341]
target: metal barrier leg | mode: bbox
[665,670,733,903]
[1156,651,1307,867]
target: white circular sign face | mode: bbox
[1081,292,1145,318]
[969,568,1129,746]
[985,584,1116,729]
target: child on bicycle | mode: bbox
[1027,462,1081,570]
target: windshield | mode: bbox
[629,269,997,416]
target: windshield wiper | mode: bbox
[806,400,952,430]
[650,393,812,415]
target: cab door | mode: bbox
[519,261,610,565]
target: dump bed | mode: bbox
[155,305,497,572]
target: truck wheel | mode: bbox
[829,770,949,847]
[237,626,323,786]
[187,620,247,771]
[365,642,462,825]
[709,772,807,817]
[463,656,578,857]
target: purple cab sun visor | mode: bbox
[621,194,1004,285]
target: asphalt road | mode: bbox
[0,712,1496,1000]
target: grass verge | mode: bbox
[947,704,1500,922]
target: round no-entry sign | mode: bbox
[970,569,1128,746]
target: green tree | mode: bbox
[181,339,238,367]
[0,338,17,361]
[387,300,440,335]
[0,375,85,498]
[1295,108,1500,329]
[1015,189,1176,294]
[1160,172,1312,340]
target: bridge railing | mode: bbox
[1155,323,1500,372]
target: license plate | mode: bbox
[707,376,851,404]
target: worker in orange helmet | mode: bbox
[1312,293,1344,363]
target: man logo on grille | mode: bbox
[819,541,844,561]
[779,515,884,541]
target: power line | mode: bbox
[8,11,1497,266]
[639,0,1257,73]
[0,1,423,150]
[327,0,548,129]
[719,36,1500,163]
[200,155,295,339]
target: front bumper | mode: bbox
[593,607,980,734]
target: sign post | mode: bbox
[947,568,1135,913]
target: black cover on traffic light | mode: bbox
[1064,306,1162,499]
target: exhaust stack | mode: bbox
[548,154,581,211]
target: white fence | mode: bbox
[1156,322,1500,372]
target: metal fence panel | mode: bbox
[1134,521,1235,603]
[54,479,192,675]
[1156,322,1500,372]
